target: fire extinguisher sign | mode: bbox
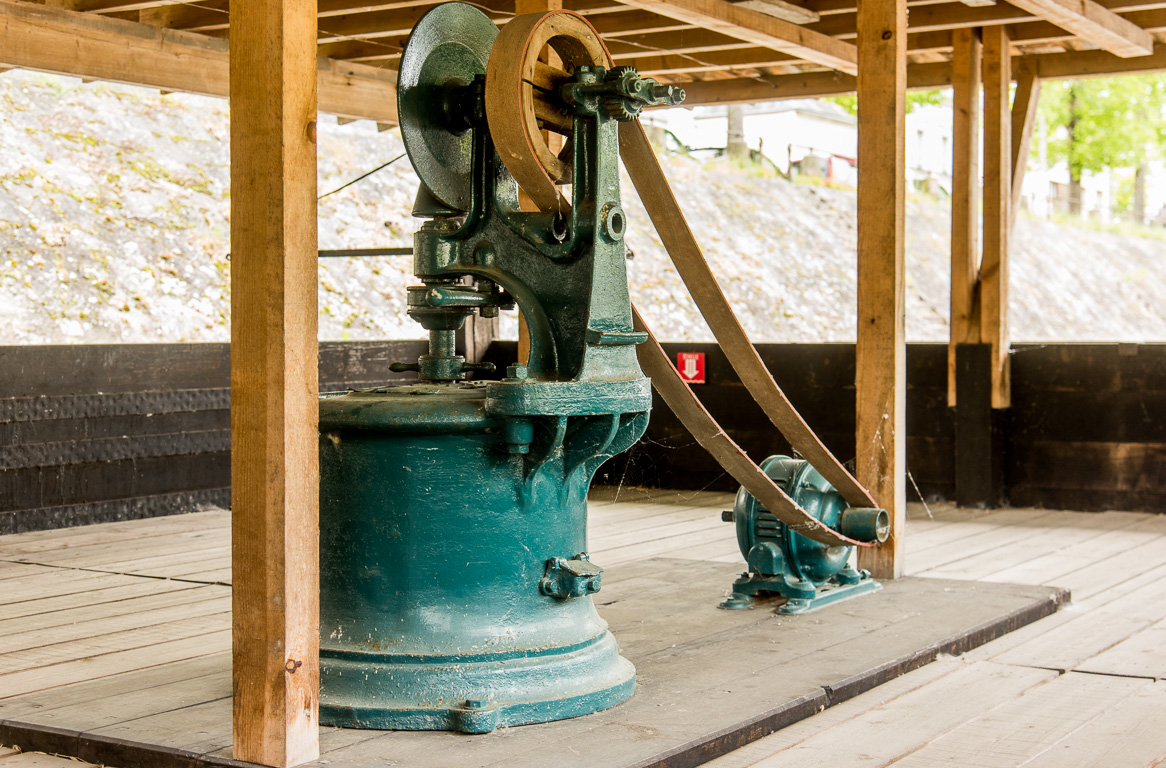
[676,352,706,384]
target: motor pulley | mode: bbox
[316,2,682,734]
[720,456,889,613]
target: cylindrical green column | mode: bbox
[318,382,635,732]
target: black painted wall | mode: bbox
[491,341,1166,513]
[0,341,425,534]
[2,341,1162,534]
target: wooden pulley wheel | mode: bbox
[485,10,613,212]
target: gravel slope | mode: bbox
[2,71,1163,345]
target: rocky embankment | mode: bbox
[2,71,1163,345]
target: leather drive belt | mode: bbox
[619,120,879,549]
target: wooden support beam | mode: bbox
[0,0,398,123]
[1005,0,1153,56]
[673,42,1166,105]
[855,0,907,578]
[948,28,981,408]
[1011,60,1042,222]
[229,0,320,763]
[611,0,858,73]
[802,0,1166,16]
[981,25,1011,409]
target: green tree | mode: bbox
[1039,75,1166,217]
[825,89,950,116]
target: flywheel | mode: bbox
[485,10,613,212]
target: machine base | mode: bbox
[720,572,883,614]
[320,630,635,733]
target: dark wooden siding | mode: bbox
[0,341,425,534]
[2,341,1162,533]
[529,341,1163,514]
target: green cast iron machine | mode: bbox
[317,2,684,734]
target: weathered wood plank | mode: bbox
[229,0,320,761]
[855,0,908,579]
[0,585,225,641]
[1075,616,1166,678]
[984,512,1166,587]
[0,595,230,656]
[0,613,230,675]
[0,0,397,122]
[921,510,1127,581]
[888,671,1149,767]
[702,657,968,767]
[0,653,229,725]
[0,754,101,766]
[740,662,1057,767]
[0,629,231,699]
[991,563,1166,671]
[1022,680,1166,767]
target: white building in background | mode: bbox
[644,97,1166,224]
[643,99,955,193]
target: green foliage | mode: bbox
[1039,75,1166,181]
[825,89,950,116]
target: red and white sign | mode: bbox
[676,352,706,384]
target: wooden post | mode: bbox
[982,26,1011,409]
[1011,60,1042,224]
[229,0,319,764]
[855,0,907,578]
[948,28,981,408]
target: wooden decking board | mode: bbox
[1040,530,1166,602]
[0,754,101,766]
[0,612,231,674]
[168,568,231,585]
[0,526,229,565]
[597,529,736,566]
[918,511,1144,581]
[1075,616,1166,679]
[588,508,729,548]
[906,510,1064,573]
[0,579,203,621]
[16,542,229,575]
[985,513,1166,587]
[4,494,1166,767]
[0,655,230,728]
[0,628,232,698]
[0,585,221,636]
[888,670,1148,767]
[1021,680,1166,768]
[0,571,156,607]
[702,658,969,768]
[88,698,234,758]
[0,568,1061,768]
[960,555,1166,667]
[0,594,230,656]
[989,562,1166,673]
[731,662,1059,767]
[0,510,227,553]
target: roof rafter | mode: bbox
[672,41,1166,104]
[1004,0,1152,56]
[0,0,399,123]
[612,0,857,74]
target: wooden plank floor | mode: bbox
[0,489,1164,767]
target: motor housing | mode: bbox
[720,455,887,614]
